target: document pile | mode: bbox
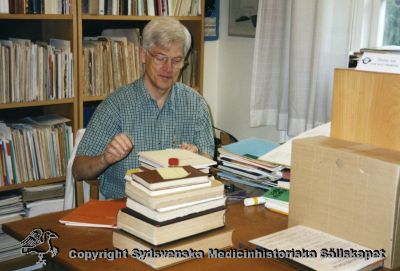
[216,138,285,190]
[114,150,233,269]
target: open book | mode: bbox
[250,225,385,271]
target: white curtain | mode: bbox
[250,0,383,137]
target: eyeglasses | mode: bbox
[146,49,185,69]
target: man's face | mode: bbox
[141,42,185,94]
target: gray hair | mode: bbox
[142,17,192,56]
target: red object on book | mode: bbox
[168,157,179,167]
[59,199,126,228]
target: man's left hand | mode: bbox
[180,142,198,153]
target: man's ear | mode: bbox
[139,47,146,64]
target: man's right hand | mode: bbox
[102,133,134,166]
[72,133,133,181]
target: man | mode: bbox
[72,17,215,199]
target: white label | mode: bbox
[356,52,400,73]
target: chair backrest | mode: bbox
[64,129,85,209]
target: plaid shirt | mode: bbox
[76,77,215,198]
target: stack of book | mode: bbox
[138,148,217,172]
[0,192,25,264]
[22,183,65,217]
[114,164,232,269]
[216,138,284,190]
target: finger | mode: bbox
[114,134,133,152]
[103,145,123,164]
[180,143,198,153]
[109,138,127,156]
[115,133,134,151]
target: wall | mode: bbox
[203,0,280,142]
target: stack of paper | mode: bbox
[216,138,283,190]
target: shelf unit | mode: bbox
[76,1,205,127]
[0,1,206,192]
[0,2,79,192]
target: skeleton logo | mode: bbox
[20,228,59,265]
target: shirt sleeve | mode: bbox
[76,97,121,157]
[193,98,215,158]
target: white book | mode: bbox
[0,0,9,13]
[139,148,216,169]
[125,177,211,196]
[258,122,331,167]
[126,196,226,222]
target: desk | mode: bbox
[3,202,295,271]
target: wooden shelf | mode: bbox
[0,176,66,192]
[0,1,78,194]
[0,14,73,20]
[81,15,202,21]
[83,95,107,102]
[0,99,75,109]
[76,1,205,127]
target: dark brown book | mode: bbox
[117,206,226,245]
[120,205,225,227]
[125,165,209,190]
[113,226,233,269]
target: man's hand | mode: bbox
[102,133,133,165]
[180,142,198,153]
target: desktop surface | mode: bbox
[3,202,294,271]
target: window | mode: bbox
[382,0,400,45]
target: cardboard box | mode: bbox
[289,136,400,269]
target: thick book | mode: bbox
[250,225,385,271]
[22,183,65,202]
[113,226,233,269]
[126,196,226,222]
[126,177,212,196]
[59,199,126,228]
[125,178,224,209]
[117,206,226,245]
[125,165,209,190]
[139,148,217,169]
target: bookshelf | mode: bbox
[0,2,79,192]
[76,0,205,127]
[0,1,206,192]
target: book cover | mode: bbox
[222,137,279,158]
[113,226,233,269]
[126,165,209,190]
[125,177,212,196]
[263,187,289,203]
[126,196,226,222]
[59,199,126,228]
[139,148,217,169]
[125,178,224,209]
[117,206,226,245]
[120,205,225,227]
